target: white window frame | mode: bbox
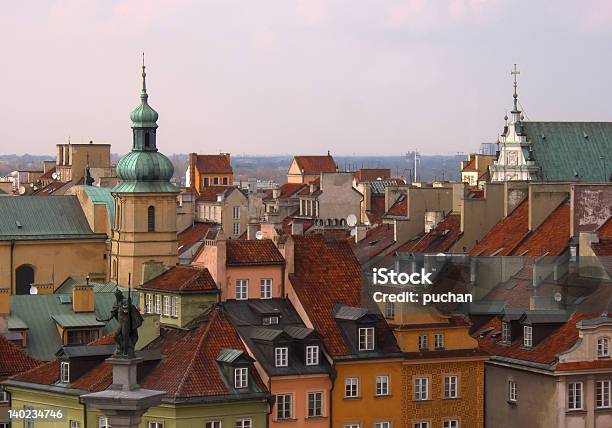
[385,301,394,319]
[344,377,359,398]
[508,380,517,402]
[523,325,532,347]
[414,377,428,400]
[70,421,81,428]
[275,347,289,367]
[154,294,161,314]
[98,416,110,428]
[435,333,444,350]
[171,295,178,318]
[598,337,610,358]
[263,316,279,325]
[413,422,429,428]
[443,421,459,428]
[444,375,458,399]
[205,422,222,428]
[60,361,70,383]
[148,422,164,428]
[234,367,248,389]
[306,345,319,366]
[236,279,248,300]
[418,334,428,351]
[233,222,240,236]
[162,295,170,316]
[358,327,374,351]
[260,279,272,299]
[376,375,389,396]
[235,419,252,428]
[276,393,292,420]
[596,380,611,409]
[568,381,583,410]
[502,321,511,343]
[307,391,323,418]
[344,425,360,428]
[145,293,152,314]
[232,206,240,220]
[375,423,390,428]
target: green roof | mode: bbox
[9,291,140,361]
[55,278,118,294]
[524,122,612,182]
[0,196,105,241]
[8,315,28,330]
[51,313,105,328]
[75,185,115,220]
[216,348,247,364]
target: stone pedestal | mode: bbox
[81,356,165,428]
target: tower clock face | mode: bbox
[507,151,518,165]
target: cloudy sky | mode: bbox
[2,0,611,156]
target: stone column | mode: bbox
[80,357,165,428]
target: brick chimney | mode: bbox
[73,285,94,313]
[188,153,197,189]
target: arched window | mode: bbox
[598,337,610,358]
[147,206,155,232]
[144,132,150,148]
[15,265,35,295]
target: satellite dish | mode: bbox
[554,292,563,302]
[18,186,26,195]
[255,231,264,240]
[29,286,38,295]
[51,172,58,180]
[346,214,357,227]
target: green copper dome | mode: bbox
[113,59,178,194]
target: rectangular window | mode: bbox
[61,361,70,383]
[306,345,319,366]
[154,294,161,314]
[385,301,394,319]
[275,347,288,367]
[596,380,611,408]
[171,296,178,318]
[598,338,610,358]
[435,333,444,350]
[414,377,428,400]
[508,380,517,402]
[236,280,248,300]
[260,279,272,299]
[418,334,428,351]
[205,422,222,428]
[0,387,7,403]
[235,419,252,428]
[443,421,459,428]
[233,222,240,236]
[234,367,248,389]
[376,375,389,396]
[276,394,292,420]
[162,295,170,316]
[308,391,323,417]
[70,421,81,428]
[222,177,229,185]
[204,177,209,187]
[99,417,110,428]
[148,422,164,428]
[444,375,458,399]
[263,316,279,325]
[358,327,374,351]
[66,329,99,345]
[502,322,511,343]
[375,423,390,428]
[568,382,583,410]
[413,422,429,428]
[344,425,360,428]
[145,293,152,314]
[523,325,532,347]
[345,377,359,398]
[232,206,240,219]
[213,176,219,184]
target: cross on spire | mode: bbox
[510,63,521,113]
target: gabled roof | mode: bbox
[226,239,285,266]
[511,202,570,256]
[0,196,104,241]
[470,200,529,256]
[384,194,407,217]
[194,154,233,174]
[178,222,216,255]
[353,169,391,182]
[0,335,39,377]
[523,122,612,182]
[264,183,307,201]
[140,266,218,293]
[292,155,337,174]
[196,186,241,203]
[350,224,395,265]
[399,213,461,254]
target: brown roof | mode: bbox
[511,202,570,257]
[178,222,215,254]
[353,169,391,182]
[196,186,238,202]
[470,200,530,256]
[0,335,39,377]
[195,154,233,174]
[461,158,477,172]
[31,181,67,196]
[140,266,218,293]
[366,194,386,225]
[226,240,285,266]
[350,224,395,264]
[14,307,268,399]
[385,195,407,217]
[293,156,337,174]
[277,183,307,199]
[38,167,57,181]
[400,213,461,253]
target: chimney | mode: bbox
[247,223,259,240]
[73,285,94,313]
[142,261,165,285]
[222,152,231,163]
[272,186,280,199]
[310,183,316,194]
[355,224,368,243]
[291,222,303,236]
[0,288,9,316]
[188,153,197,189]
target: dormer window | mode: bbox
[263,316,279,326]
[306,345,319,365]
[60,361,70,383]
[234,367,248,389]
[523,325,532,348]
[275,347,288,367]
[598,337,610,358]
[502,322,511,343]
[358,327,375,351]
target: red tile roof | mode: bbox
[38,167,57,181]
[11,360,58,384]
[511,202,570,257]
[226,240,285,266]
[556,360,612,371]
[470,200,530,256]
[178,222,216,254]
[293,156,337,174]
[140,266,218,293]
[195,154,233,174]
[350,224,395,264]
[0,335,39,377]
[400,213,461,253]
[461,158,477,172]
[196,186,238,202]
[385,195,407,217]
[277,183,307,199]
[353,169,391,182]
[599,217,612,238]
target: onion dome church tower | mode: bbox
[110,58,179,286]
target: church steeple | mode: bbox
[510,63,522,124]
[130,53,159,151]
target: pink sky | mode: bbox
[2,0,612,156]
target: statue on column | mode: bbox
[97,287,143,358]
